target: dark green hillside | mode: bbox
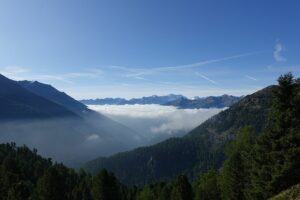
[84,85,275,185]
[187,85,275,141]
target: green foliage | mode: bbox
[71,170,93,200]
[7,181,33,200]
[36,164,70,200]
[0,143,51,200]
[137,186,156,200]
[0,143,92,200]
[170,175,193,200]
[249,73,300,199]
[194,170,221,200]
[92,170,122,200]
[220,126,256,200]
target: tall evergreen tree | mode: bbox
[7,181,33,200]
[92,169,122,200]
[36,164,70,200]
[71,170,93,200]
[221,126,256,200]
[137,185,156,200]
[194,170,221,200]
[249,73,300,199]
[170,175,193,200]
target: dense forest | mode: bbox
[0,73,299,199]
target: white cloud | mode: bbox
[195,72,217,84]
[154,51,261,71]
[86,134,100,141]
[88,104,223,143]
[0,66,103,83]
[107,51,262,80]
[245,75,257,81]
[66,68,103,78]
[0,66,29,80]
[273,41,286,62]
[33,74,73,83]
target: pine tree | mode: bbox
[221,126,256,200]
[170,175,193,200]
[138,185,156,200]
[194,170,221,200]
[7,181,33,200]
[36,164,70,200]
[249,73,300,199]
[71,170,92,200]
[92,169,122,200]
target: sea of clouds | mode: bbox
[0,105,224,167]
[88,104,224,145]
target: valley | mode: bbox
[0,1,299,198]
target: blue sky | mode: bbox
[0,0,299,99]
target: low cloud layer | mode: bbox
[0,116,142,167]
[88,105,223,144]
[0,106,222,166]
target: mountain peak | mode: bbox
[18,79,88,115]
[0,74,78,120]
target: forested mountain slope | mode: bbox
[84,86,275,185]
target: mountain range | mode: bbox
[80,94,241,109]
[0,74,141,166]
[83,85,275,185]
[81,94,185,105]
[164,94,241,108]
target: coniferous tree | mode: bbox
[7,181,33,200]
[92,169,122,200]
[71,170,93,200]
[36,164,70,200]
[221,126,256,200]
[194,170,221,200]
[137,185,156,200]
[170,175,193,200]
[249,73,300,199]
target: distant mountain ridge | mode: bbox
[80,94,185,105]
[81,94,242,109]
[164,94,241,108]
